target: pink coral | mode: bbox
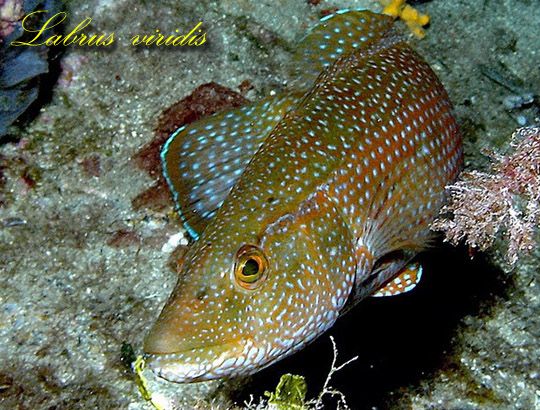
[432,126,540,268]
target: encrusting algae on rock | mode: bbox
[143,9,462,383]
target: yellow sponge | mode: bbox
[379,0,430,38]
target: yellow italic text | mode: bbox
[131,22,206,46]
[11,11,115,47]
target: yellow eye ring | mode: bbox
[234,244,268,290]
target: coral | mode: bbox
[378,0,429,38]
[432,126,540,268]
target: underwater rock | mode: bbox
[0,0,63,137]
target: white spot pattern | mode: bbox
[145,9,462,384]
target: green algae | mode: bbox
[265,374,308,410]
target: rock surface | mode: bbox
[0,0,538,409]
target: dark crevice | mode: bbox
[229,243,509,409]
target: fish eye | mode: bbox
[234,244,268,290]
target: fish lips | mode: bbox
[145,338,268,383]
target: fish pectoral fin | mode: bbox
[290,9,395,89]
[161,93,298,240]
[372,262,423,297]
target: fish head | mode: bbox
[144,193,356,383]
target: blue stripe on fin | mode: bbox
[162,125,201,240]
[161,93,299,240]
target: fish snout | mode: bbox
[143,286,267,382]
[144,338,264,383]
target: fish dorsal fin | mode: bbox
[372,263,423,297]
[161,93,298,240]
[291,9,395,89]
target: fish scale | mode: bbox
[144,9,462,383]
[162,93,299,239]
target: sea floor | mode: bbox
[0,0,539,409]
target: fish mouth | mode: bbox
[145,339,268,383]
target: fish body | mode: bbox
[144,9,462,383]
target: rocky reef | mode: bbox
[0,0,538,409]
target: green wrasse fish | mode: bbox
[144,9,462,382]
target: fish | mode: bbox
[143,9,462,383]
